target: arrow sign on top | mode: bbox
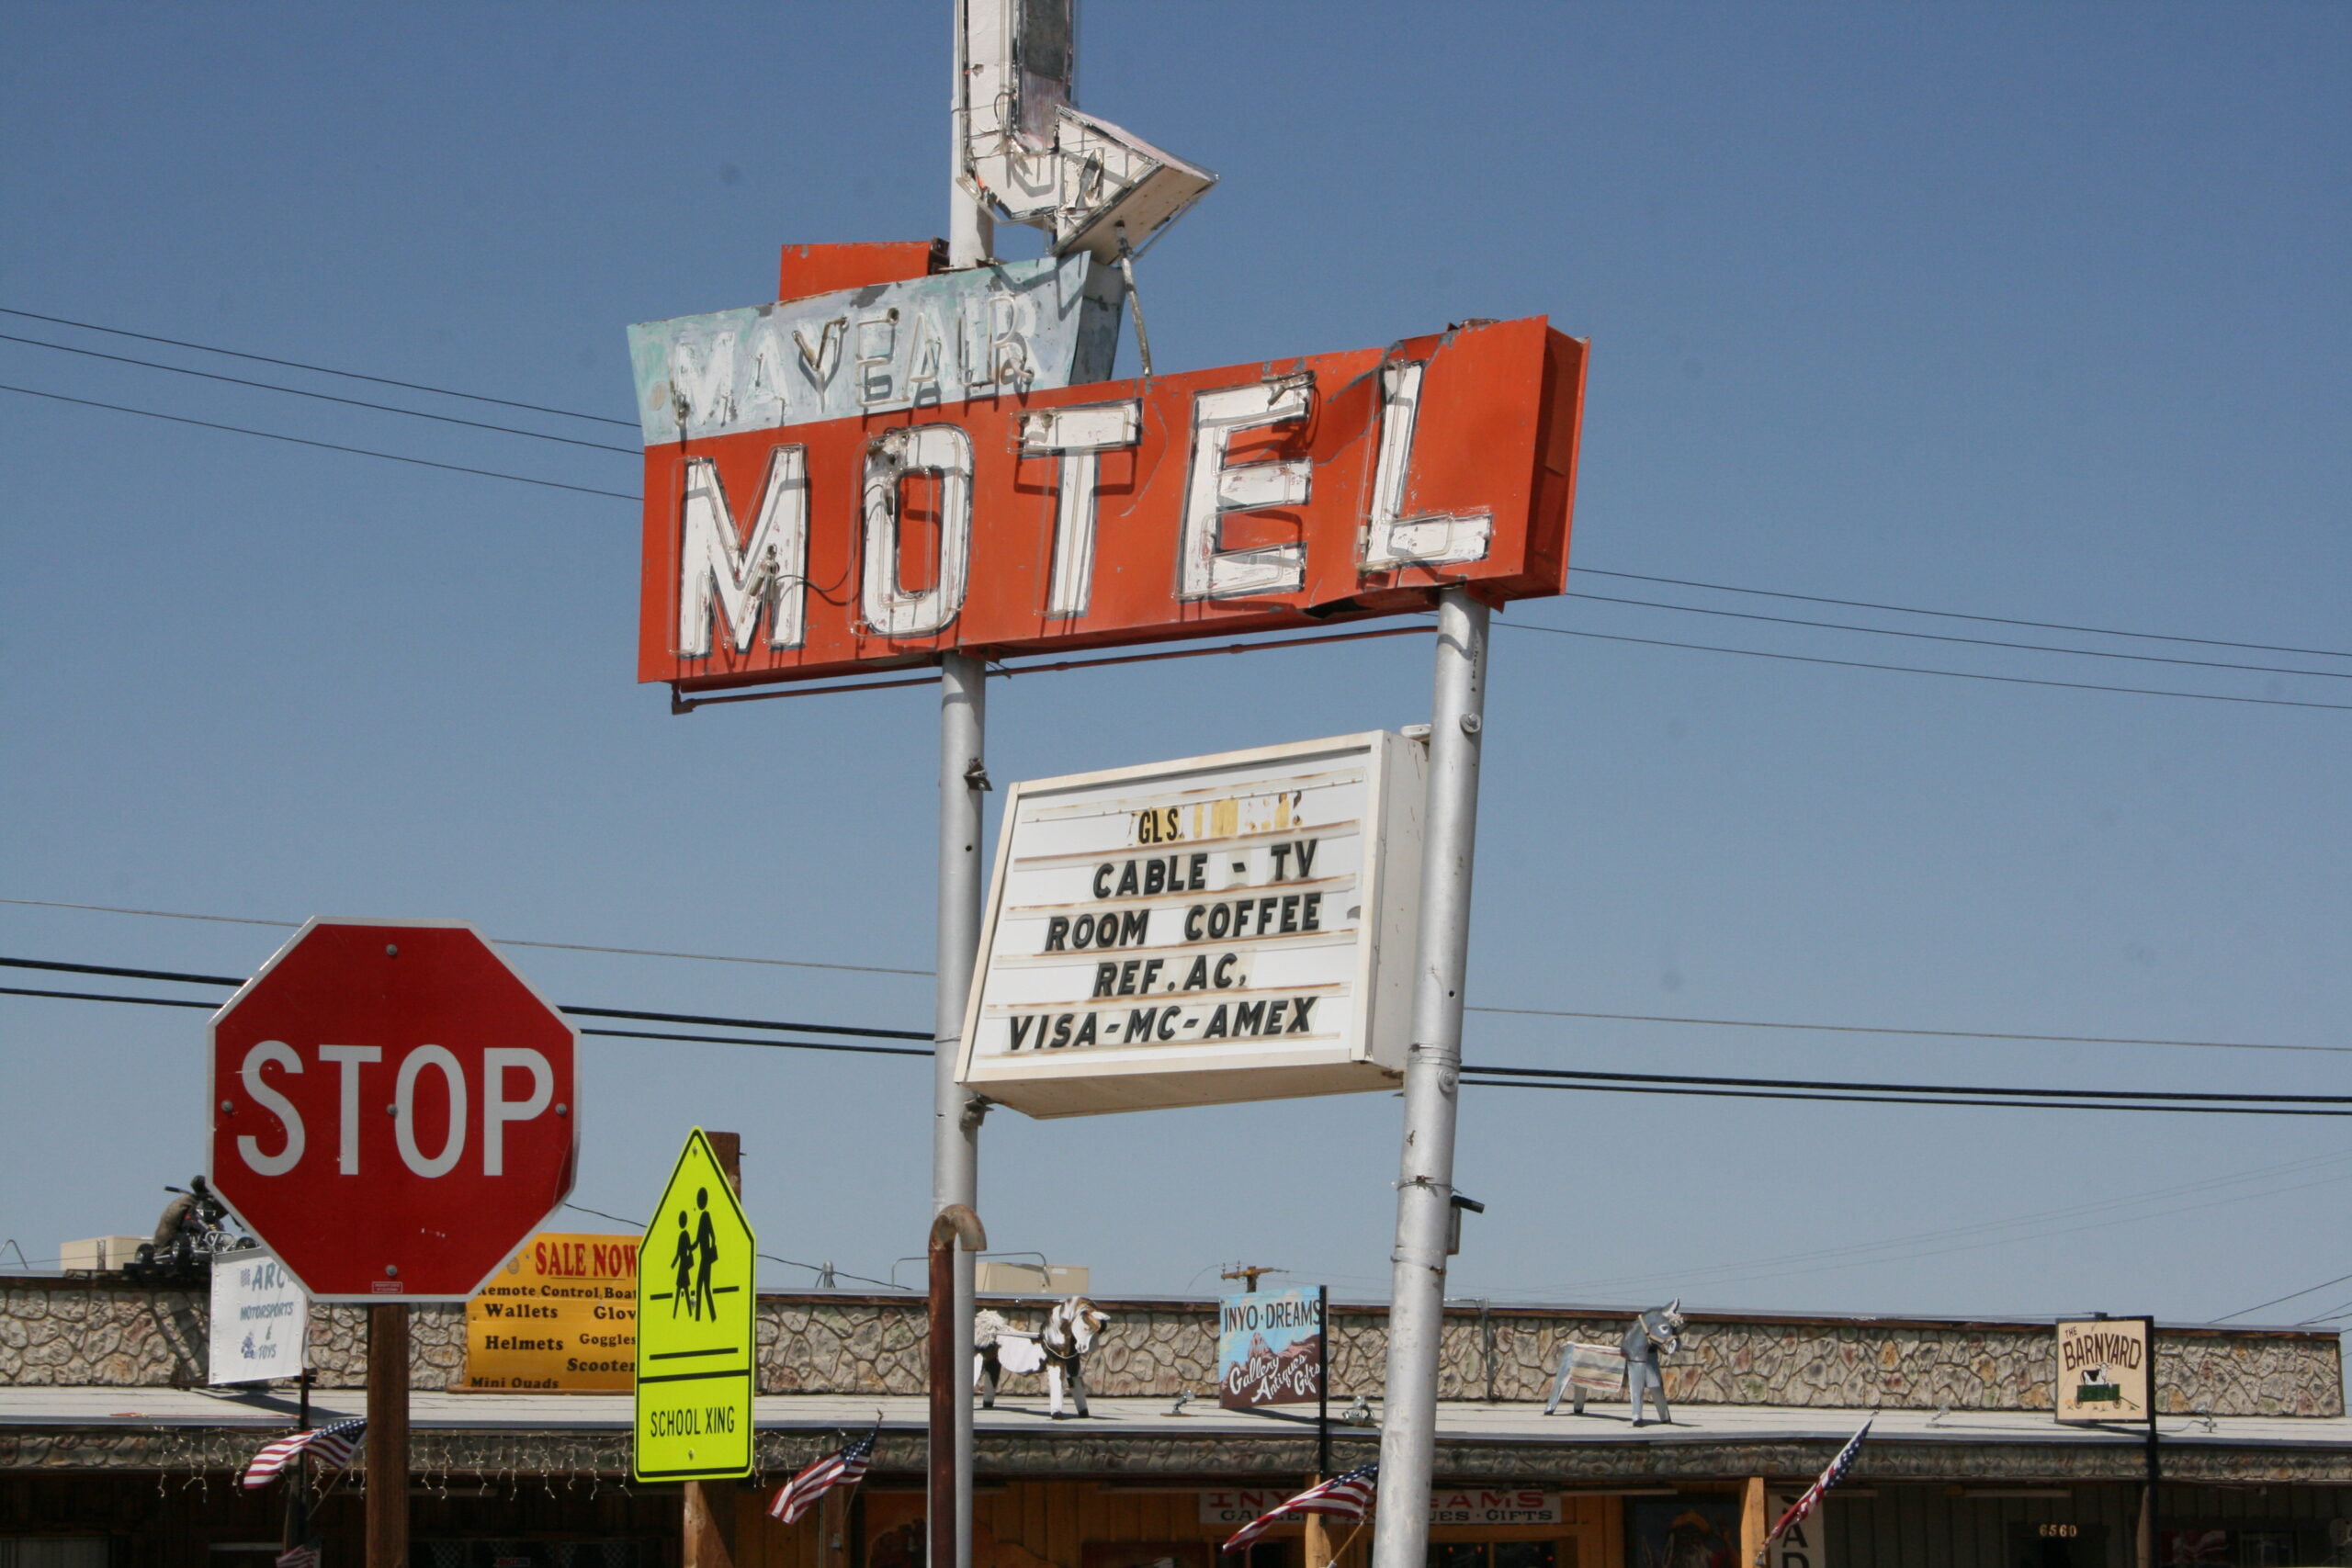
[958,0,1216,259]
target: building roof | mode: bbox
[6,1387,2347,1455]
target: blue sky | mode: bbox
[3,5,2347,1337]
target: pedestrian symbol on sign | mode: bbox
[664,1189,724,1321]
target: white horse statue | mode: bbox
[974,1297,1108,1417]
[973,1308,1046,1409]
[1040,1296,1108,1418]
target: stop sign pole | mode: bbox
[209,918,579,1567]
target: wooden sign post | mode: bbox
[684,1131,745,1568]
[367,1303,408,1568]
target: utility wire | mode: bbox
[11,308,2336,670]
[1458,1060,2352,1106]
[1514,1180,2352,1304]
[1514,1147,2352,1301]
[0,306,637,428]
[1458,1075,2352,1117]
[0,983,926,1060]
[11,380,2343,711]
[0,333,638,454]
[0,384,639,501]
[1466,1003,2352,1056]
[8,961,2337,1117]
[0,956,926,1042]
[5,910,2341,1055]
[1562,589,2351,682]
[0,897,929,977]
[2213,1269,2352,1324]
[560,1201,909,1290]
[1502,622,2352,713]
[1574,567,2352,662]
[1515,1163,2352,1304]
[580,1027,924,1057]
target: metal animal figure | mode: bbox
[1039,1296,1109,1419]
[1543,1299,1685,1423]
[972,1308,1046,1409]
[1623,1299,1685,1427]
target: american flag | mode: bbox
[768,1428,877,1525]
[1220,1461,1379,1553]
[241,1417,366,1490]
[1760,1418,1871,1558]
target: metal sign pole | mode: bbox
[1317,1283,1331,1481]
[940,16,993,1568]
[2139,1320,2162,1568]
[1371,586,1490,1568]
[933,645,988,1568]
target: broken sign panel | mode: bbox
[627,253,1123,446]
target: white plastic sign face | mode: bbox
[208,1251,310,1386]
[958,731,1424,1117]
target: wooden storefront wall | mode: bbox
[720,1478,2352,1568]
[723,1480,1620,1568]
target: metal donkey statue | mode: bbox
[1544,1300,1686,1425]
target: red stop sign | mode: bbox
[209,919,579,1302]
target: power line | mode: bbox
[564,1003,925,1043]
[1507,1156,2352,1303]
[10,959,2336,1118]
[1459,1060,2352,1107]
[11,308,2335,671]
[14,380,2342,713]
[1501,622,2352,712]
[2213,1269,2352,1324]
[0,956,927,1042]
[7,906,2342,1056]
[0,332,639,454]
[1465,1003,2352,1056]
[0,982,928,1061]
[1,984,212,1010]
[0,383,639,501]
[578,1025,926,1058]
[1574,567,2352,662]
[0,306,637,428]
[0,897,930,977]
[1561,1149,2352,1295]
[1459,1074,2352,1117]
[1562,589,2350,682]
[560,1201,910,1292]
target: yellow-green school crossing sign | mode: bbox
[633,1129,756,1481]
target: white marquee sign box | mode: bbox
[958,732,1426,1117]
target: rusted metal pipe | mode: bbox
[929,1203,987,1568]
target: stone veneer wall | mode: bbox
[3,1280,2339,1417]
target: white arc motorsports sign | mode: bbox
[958,732,1425,1117]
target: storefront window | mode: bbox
[2005,1521,2107,1568]
[0,1545,111,1568]
[1429,1543,1555,1568]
